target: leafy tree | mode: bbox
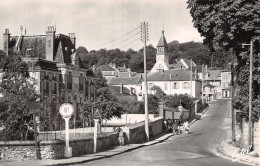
[0,50,6,68]
[80,73,123,121]
[138,94,160,114]
[187,0,260,121]
[151,85,166,99]
[0,51,38,140]
[117,97,140,114]
[163,94,193,111]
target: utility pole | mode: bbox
[201,64,204,104]
[249,40,253,147]
[141,22,149,141]
[190,59,193,98]
[231,63,235,142]
[242,40,253,147]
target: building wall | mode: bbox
[144,80,201,98]
[221,72,231,98]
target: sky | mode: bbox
[0,0,204,51]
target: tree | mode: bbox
[80,73,123,121]
[151,85,166,99]
[0,50,6,68]
[187,0,260,121]
[0,51,38,140]
[163,94,193,111]
[139,94,160,114]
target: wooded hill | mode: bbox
[78,40,234,72]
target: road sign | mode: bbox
[93,108,101,119]
[59,103,74,118]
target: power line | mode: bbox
[120,36,141,50]
[121,39,142,51]
[121,0,141,23]
[95,26,140,48]
[107,31,140,49]
[113,0,137,28]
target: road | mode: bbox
[75,100,248,166]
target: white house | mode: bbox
[108,76,143,101]
[144,69,202,98]
[221,70,231,98]
[203,69,222,100]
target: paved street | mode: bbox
[75,100,248,166]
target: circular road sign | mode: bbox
[59,103,74,118]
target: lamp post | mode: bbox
[242,40,253,147]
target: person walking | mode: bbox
[183,120,189,134]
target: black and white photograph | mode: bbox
[0,0,259,165]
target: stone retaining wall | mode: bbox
[0,133,118,161]
[123,117,164,144]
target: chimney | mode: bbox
[45,26,55,61]
[120,83,123,94]
[3,29,10,55]
[69,33,76,48]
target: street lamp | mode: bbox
[242,40,253,148]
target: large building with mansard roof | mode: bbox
[2,26,98,123]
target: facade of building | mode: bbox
[221,70,231,98]
[95,63,136,83]
[108,76,143,101]
[203,69,222,101]
[145,69,202,98]
[149,30,198,79]
[150,31,170,73]
[2,27,98,123]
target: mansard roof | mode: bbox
[10,34,76,65]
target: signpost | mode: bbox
[93,107,101,153]
[59,103,74,158]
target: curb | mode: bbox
[214,145,260,166]
[50,134,173,166]
[189,105,211,127]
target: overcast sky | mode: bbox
[0,0,203,51]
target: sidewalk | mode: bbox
[0,133,173,166]
[212,121,260,165]
[0,105,211,166]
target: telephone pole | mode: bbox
[242,40,253,147]
[190,59,193,98]
[141,22,149,141]
[201,64,204,104]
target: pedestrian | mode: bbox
[183,120,189,134]
[173,120,179,135]
[163,120,167,133]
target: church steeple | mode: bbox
[157,30,168,54]
[150,30,170,73]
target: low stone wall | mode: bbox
[40,140,64,160]
[0,133,119,161]
[123,117,164,144]
[0,141,36,161]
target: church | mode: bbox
[150,30,197,73]
[2,26,98,127]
